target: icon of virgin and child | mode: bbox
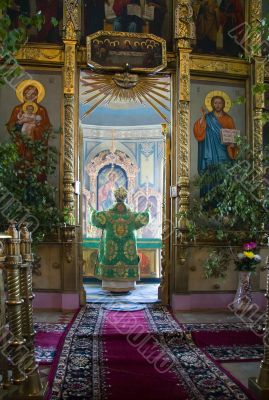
[7,79,51,142]
[6,79,52,180]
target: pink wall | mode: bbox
[33,292,80,310]
[172,292,266,311]
[33,291,266,312]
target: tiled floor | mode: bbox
[33,311,74,323]
[174,311,244,324]
[223,362,260,388]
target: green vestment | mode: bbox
[90,202,150,284]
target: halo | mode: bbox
[22,101,38,113]
[16,80,45,103]
[205,90,232,113]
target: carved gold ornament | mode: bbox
[113,72,139,89]
[205,90,232,113]
[16,80,45,103]
[81,73,170,123]
[114,186,128,201]
[175,0,196,44]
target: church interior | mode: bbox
[1,1,269,399]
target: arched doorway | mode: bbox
[79,70,171,304]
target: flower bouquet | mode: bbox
[235,242,261,272]
[232,242,261,312]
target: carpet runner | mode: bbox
[35,323,69,364]
[47,305,258,400]
[182,321,264,363]
[33,312,79,397]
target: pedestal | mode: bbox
[232,271,252,312]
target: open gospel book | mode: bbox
[221,129,240,144]
[127,4,155,21]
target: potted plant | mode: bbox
[0,132,63,275]
[179,138,268,293]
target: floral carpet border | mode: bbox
[49,305,106,400]
[203,344,264,362]
[180,322,258,332]
[145,304,256,400]
[47,304,258,400]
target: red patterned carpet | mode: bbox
[35,323,69,365]
[33,312,79,394]
[187,322,263,363]
[43,305,259,400]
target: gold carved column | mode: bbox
[248,1,269,398]
[63,0,81,214]
[159,124,170,305]
[61,1,84,298]
[249,0,264,180]
[174,0,195,291]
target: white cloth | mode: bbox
[102,280,136,292]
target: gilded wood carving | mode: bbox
[62,0,81,212]
[63,0,81,41]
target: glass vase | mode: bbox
[232,271,252,313]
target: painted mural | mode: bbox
[98,165,127,210]
[0,70,62,191]
[83,0,173,49]
[83,132,164,240]
[190,80,246,188]
[6,80,52,182]
[88,32,165,71]
[192,0,245,57]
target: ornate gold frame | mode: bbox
[86,30,167,73]
[5,0,264,306]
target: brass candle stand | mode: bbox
[249,255,269,399]
[20,224,35,342]
[0,233,12,394]
[15,224,46,399]
[4,223,26,386]
[0,224,46,399]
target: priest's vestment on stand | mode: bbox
[90,201,150,292]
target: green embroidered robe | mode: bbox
[90,202,150,282]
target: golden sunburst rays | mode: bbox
[80,72,171,122]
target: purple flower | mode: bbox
[243,242,257,250]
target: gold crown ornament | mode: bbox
[114,186,128,201]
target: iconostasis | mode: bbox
[7,1,251,59]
